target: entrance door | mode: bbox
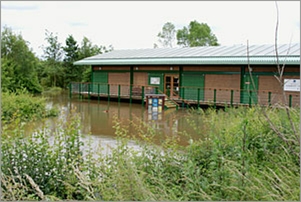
[165,75,179,98]
[241,74,259,104]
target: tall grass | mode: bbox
[1,106,299,200]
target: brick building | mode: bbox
[73,43,300,107]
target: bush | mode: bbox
[1,90,58,123]
[1,107,299,200]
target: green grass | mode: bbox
[1,106,299,200]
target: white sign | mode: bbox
[284,79,300,92]
[150,77,160,85]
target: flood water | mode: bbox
[27,92,205,153]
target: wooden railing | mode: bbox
[69,82,300,107]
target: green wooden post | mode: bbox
[97,83,100,103]
[230,90,234,107]
[88,83,91,100]
[107,84,110,103]
[142,86,145,106]
[130,85,133,104]
[249,91,252,107]
[289,94,292,107]
[268,92,271,106]
[182,87,185,108]
[213,89,216,108]
[155,87,158,94]
[118,85,121,103]
[197,88,200,109]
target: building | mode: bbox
[72,43,300,108]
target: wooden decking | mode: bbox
[69,82,300,108]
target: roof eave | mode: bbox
[73,56,300,66]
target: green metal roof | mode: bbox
[74,43,300,66]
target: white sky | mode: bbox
[1,1,300,58]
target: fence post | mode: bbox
[230,90,234,107]
[249,91,252,107]
[130,85,133,104]
[213,89,216,108]
[142,86,145,106]
[268,91,271,106]
[88,83,91,100]
[182,87,185,108]
[107,84,110,103]
[197,88,200,109]
[289,94,292,107]
[118,85,121,103]
[98,83,100,103]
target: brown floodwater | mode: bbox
[26,92,206,153]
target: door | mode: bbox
[241,74,258,104]
[165,75,179,98]
[92,71,108,94]
[181,74,205,100]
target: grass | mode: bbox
[1,106,299,200]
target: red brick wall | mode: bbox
[108,73,130,95]
[258,75,300,106]
[204,74,241,103]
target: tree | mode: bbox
[63,35,79,63]
[157,22,176,48]
[78,37,113,82]
[177,20,219,47]
[62,35,80,88]
[1,26,42,93]
[41,30,64,87]
[78,37,112,59]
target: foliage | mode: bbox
[1,107,299,201]
[41,30,64,88]
[77,36,113,83]
[1,26,112,91]
[62,35,80,88]
[1,26,42,93]
[1,90,58,123]
[157,22,176,48]
[1,109,84,200]
[177,20,219,47]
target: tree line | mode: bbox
[155,20,219,48]
[1,20,218,93]
[1,26,113,94]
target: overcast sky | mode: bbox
[1,1,300,57]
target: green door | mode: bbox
[241,74,258,104]
[181,74,204,100]
[92,71,108,94]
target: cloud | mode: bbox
[1,4,38,11]
[69,22,88,27]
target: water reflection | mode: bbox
[27,92,204,148]
[70,99,193,145]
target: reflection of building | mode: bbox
[73,44,300,107]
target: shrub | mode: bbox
[1,90,58,123]
[1,106,299,200]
